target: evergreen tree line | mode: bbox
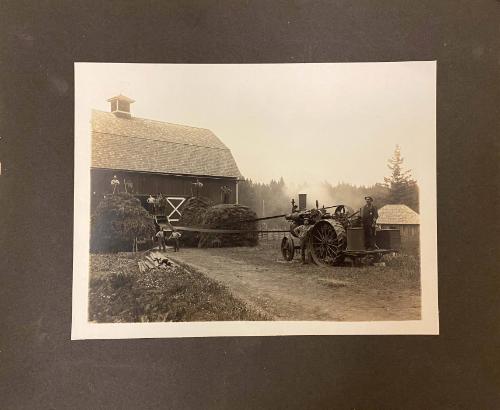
[238,177,290,226]
[238,145,419,224]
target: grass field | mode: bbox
[89,238,421,322]
[246,237,420,286]
[244,237,420,280]
[166,239,421,321]
[89,253,267,322]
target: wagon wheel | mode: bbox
[281,237,295,261]
[308,220,347,266]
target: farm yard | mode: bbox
[89,238,421,322]
[86,91,424,324]
[89,253,267,323]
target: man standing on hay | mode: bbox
[220,185,232,204]
[361,196,379,250]
[110,175,120,194]
[147,194,156,214]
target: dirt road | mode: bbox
[166,244,421,321]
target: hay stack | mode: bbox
[177,196,213,247]
[198,204,258,248]
[90,193,155,253]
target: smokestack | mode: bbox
[107,94,135,118]
[298,193,307,210]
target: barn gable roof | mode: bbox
[378,204,420,225]
[91,110,242,179]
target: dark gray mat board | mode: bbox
[0,1,498,408]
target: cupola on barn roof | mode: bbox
[106,94,136,103]
[106,94,135,118]
[91,95,242,179]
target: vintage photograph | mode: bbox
[73,62,438,338]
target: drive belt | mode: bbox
[163,225,290,234]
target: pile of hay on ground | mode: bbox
[177,196,213,247]
[90,192,155,253]
[198,204,258,248]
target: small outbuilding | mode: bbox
[378,204,420,250]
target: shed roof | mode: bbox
[91,110,242,179]
[378,204,420,225]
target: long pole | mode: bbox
[242,204,345,222]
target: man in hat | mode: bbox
[294,218,312,264]
[169,229,182,252]
[192,179,204,197]
[155,228,167,251]
[147,194,156,214]
[221,185,232,204]
[361,196,379,250]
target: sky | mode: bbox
[76,62,435,187]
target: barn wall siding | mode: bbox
[91,169,237,211]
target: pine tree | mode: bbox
[237,177,291,228]
[238,179,258,211]
[383,145,419,211]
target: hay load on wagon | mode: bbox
[177,196,214,247]
[198,204,258,248]
[90,192,155,253]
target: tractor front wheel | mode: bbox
[281,237,295,261]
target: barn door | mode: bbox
[164,197,186,222]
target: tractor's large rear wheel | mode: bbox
[308,220,347,266]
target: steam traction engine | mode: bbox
[278,199,398,266]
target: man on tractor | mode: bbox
[361,196,379,250]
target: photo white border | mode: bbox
[72,62,438,339]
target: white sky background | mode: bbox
[76,62,435,187]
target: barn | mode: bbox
[378,204,420,251]
[91,94,242,221]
